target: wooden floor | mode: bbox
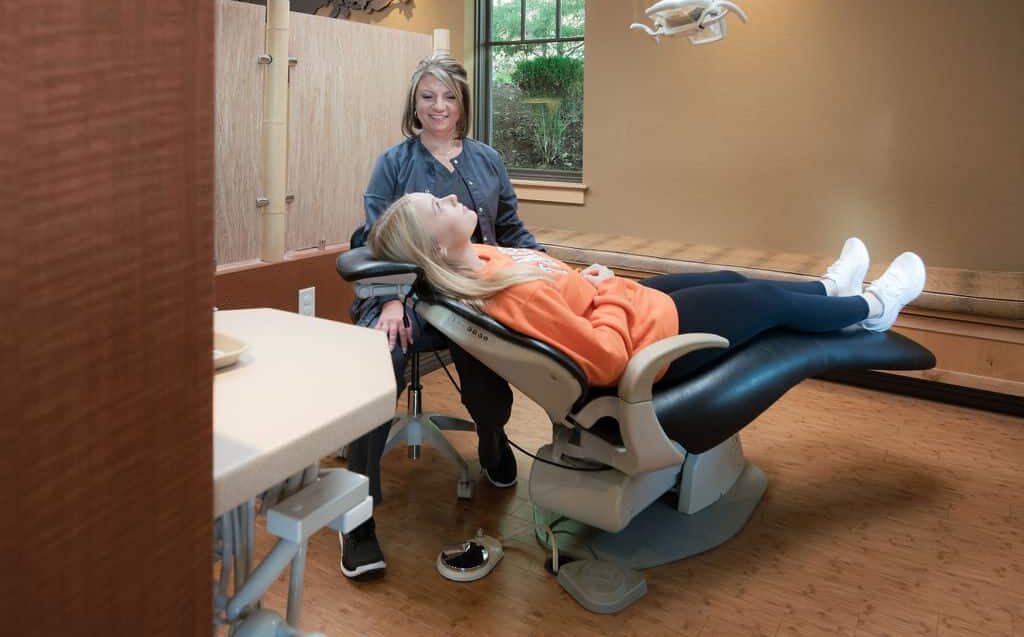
[252,372,1024,637]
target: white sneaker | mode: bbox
[861,252,926,332]
[822,237,869,296]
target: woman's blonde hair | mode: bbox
[367,195,549,310]
[401,54,471,139]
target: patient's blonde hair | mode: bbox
[367,195,549,310]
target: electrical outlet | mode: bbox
[298,286,315,316]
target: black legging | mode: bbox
[640,271,869,386]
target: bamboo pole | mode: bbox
[261,0,290,262]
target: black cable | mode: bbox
[433,350,462,394]
[430,341,609,473]
[407,298,608,474]
[407,296,464,393]
[506,438,611,473]
[547,515,568,528]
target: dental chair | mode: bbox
[337,247,936,569]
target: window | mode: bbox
[475,0,585,182]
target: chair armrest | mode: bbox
[336,247,423,299]
[566,332,729,475]
[619,333,730,403]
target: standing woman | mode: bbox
[341,54,541,580]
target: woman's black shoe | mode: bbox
[340,518,387,580]
[483,440,517,488]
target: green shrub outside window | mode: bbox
[476,0,585,181]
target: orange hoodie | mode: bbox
[476,245,678,387]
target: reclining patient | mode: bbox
[368,192,927,387]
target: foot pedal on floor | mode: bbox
[436,529,503,582]
[557,559,647,614]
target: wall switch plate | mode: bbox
[298,286,315,316]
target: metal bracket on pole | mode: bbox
[258,54,295,65]
[257,196,293,207]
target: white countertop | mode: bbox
[213,308,395,516]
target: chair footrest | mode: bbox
[266,469,369,543]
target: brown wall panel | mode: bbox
[1,1,214,634]
[216,249,357,324]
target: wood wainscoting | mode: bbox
[216,245,356,322]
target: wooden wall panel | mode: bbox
[213,1,431,264]
[286,14,431,252]
[215,0,264,264]
[894,319,1024,397]
[1,1,214,634]
[216,248,356,323]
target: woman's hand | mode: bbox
[580,263,615,288]
[375,299,412,353]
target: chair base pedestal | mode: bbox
[533,462,767,570]
[384,412,477,499]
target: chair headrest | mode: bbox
[336,246,423,284]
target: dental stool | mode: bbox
[337,247,936,569]
[339,259,478,499]
[388,326,477,498]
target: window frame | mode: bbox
[474,0,584,183]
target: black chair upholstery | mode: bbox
[652,329,934,453]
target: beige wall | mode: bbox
[515,0,1022,272]
[319,2,466,62]
[309,1,1020,272]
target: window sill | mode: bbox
[511,179,588,205]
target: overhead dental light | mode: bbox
[630,0,748,46]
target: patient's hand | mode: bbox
[580,263,615,288]
[376,299,412,353]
